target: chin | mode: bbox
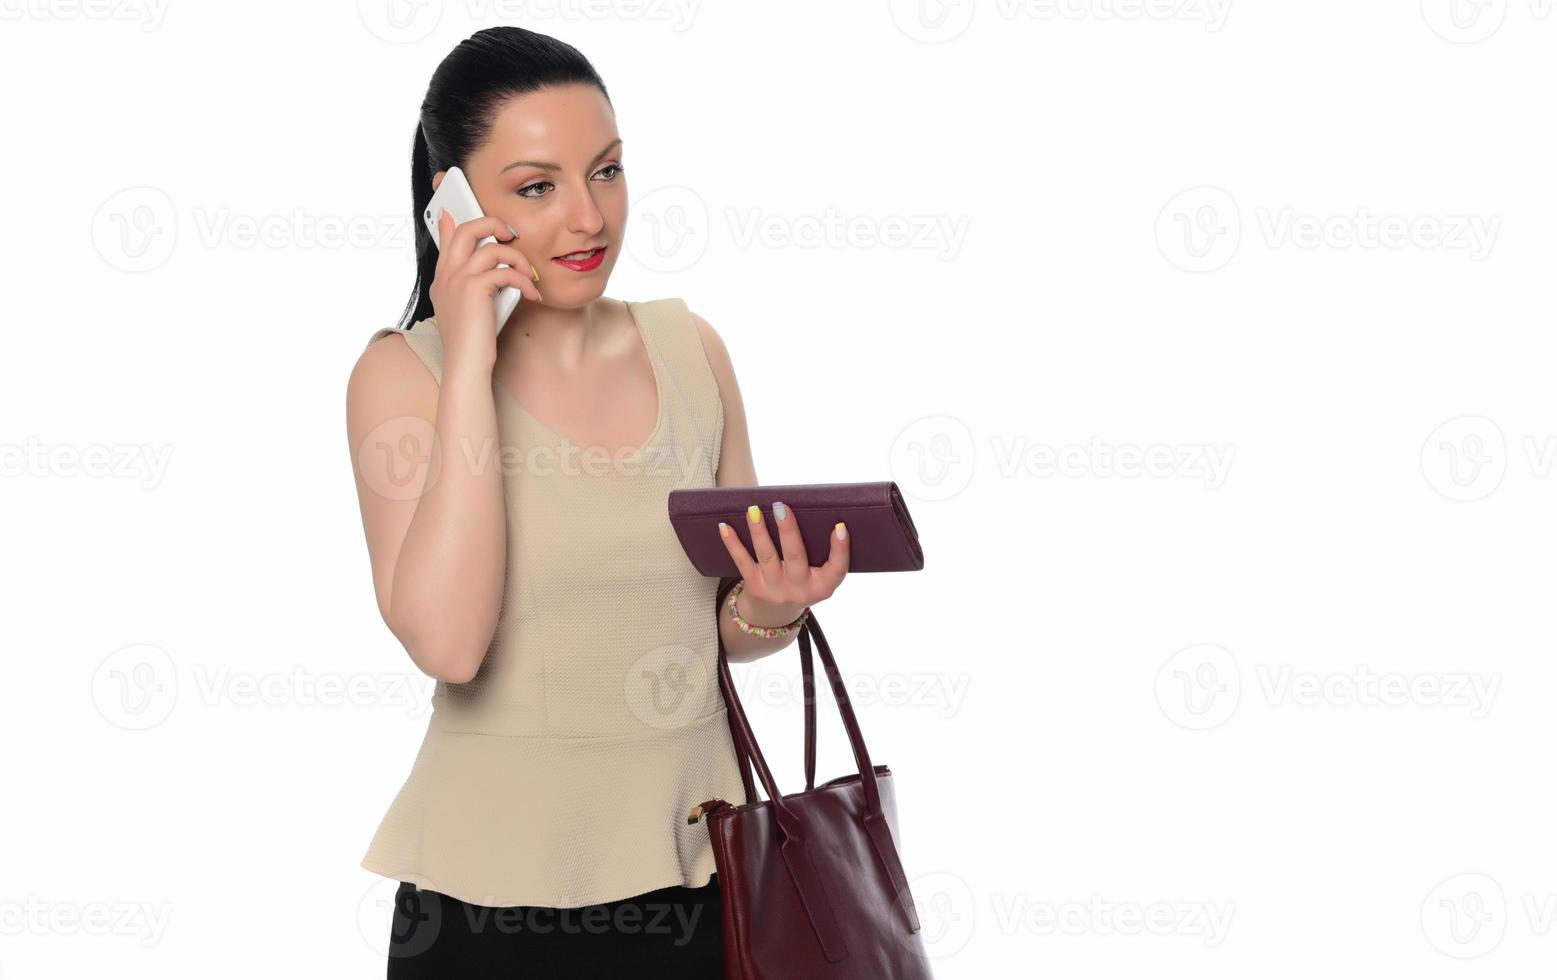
[537,284,610,310]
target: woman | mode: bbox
[345,26,851,978]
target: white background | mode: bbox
[2,0,1553,976]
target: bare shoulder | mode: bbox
[686,307,755,485]
[687,307,736,384]
[346,328,438,427]
[349,329,410,400]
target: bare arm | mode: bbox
[345,332,507,683]
[693,311,844,665]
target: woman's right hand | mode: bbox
[427,209,542,366]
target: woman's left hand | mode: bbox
[719,501,850,627]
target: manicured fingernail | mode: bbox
[835,522,847,540]
[718,522,730,539]
[507,223,518,238]
[773,502,787,522]
[531,266,541,283]
[747,504,761,524]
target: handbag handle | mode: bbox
[730,638,819,798]
[715,597,923,938]
[717,578,817,799]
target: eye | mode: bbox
[516,164,623,199]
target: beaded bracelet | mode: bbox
[725,579,810,639]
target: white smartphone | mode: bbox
[422,166,523,335]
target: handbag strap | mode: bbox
[716,578,818,798]
[797,614,922,935]
[734,630,819,797]
[717,631,850,961]
[715,599,923,938]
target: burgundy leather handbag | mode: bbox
[687,578,935,979]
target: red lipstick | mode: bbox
[551,245,607,272]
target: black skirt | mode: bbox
[386,874,724,979]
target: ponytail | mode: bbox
[395,120,439,332]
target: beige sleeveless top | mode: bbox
[358,297,748,908]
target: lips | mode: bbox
[551,245,607,271]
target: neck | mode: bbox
[496,296,616,369]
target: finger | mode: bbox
[770,500,809,588]
[445,215,516,268]
[744,503,783,584]
[817,520,850,593]
[717,521,760,586]
[463,242,540,283]
[475,266,541,304]
[432,208,456,280]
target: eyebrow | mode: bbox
[500,138,622,175]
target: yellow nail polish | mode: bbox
[835,522,847,540]
[747,504,761,524]
[531,267,541,283]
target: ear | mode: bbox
[431,170,445,193]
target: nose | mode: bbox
[562,179,606,238]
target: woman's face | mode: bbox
[437,82,626,309]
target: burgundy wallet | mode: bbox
[667,481,924,576]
